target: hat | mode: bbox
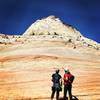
[64,67,69,72]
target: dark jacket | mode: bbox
[52,73,62,90]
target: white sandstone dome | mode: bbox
[23,15,83,40]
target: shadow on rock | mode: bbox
[58,97,68,100]
[59,95,79,100]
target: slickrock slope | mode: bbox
[0,16,100,100]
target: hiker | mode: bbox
[51,69,62,100]
[63,67,74,100]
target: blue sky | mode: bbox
[0,0,100,43]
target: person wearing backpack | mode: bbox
[51,69,62,100]
[63,67,74,100]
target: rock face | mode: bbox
[0,16,100,100]
[0,15,100,50]
[23,16,82,40]
[23,15,100,49]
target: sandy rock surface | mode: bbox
[0,38,100,100]
[0,16,100,100]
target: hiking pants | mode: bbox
[51,88,59,100]
[64,85,72,100]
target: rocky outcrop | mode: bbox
[23,15,100,50]
[0,16,100,50]
[23,16,82,40]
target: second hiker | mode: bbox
[63,67,75,100]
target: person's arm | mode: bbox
[51,74,54,82]
[60,78,62,86]
[68,75,75,83]
[63,74,68,81]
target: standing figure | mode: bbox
[51,69,62,100]
[63,67,74,100]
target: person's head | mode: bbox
[64,67,70,74]
[55,69,60,74]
